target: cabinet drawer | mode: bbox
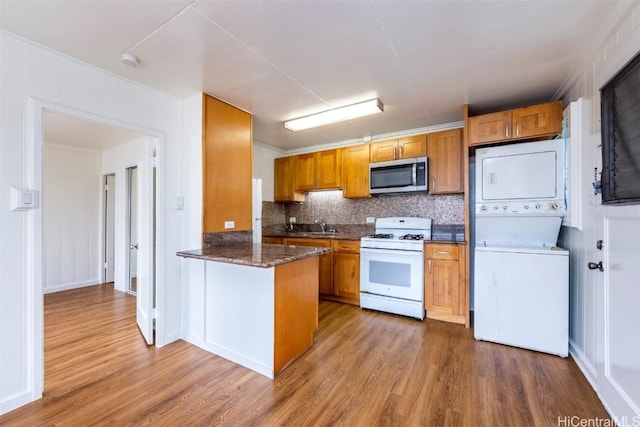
[425,244,459,260]
[332,240,360,253]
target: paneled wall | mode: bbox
[0,31,183,414]
[557,0,640,392]
[43,145,101,293]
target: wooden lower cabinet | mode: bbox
[331,240,360,304]
[282,238,333,295]
[262,236,282,244]
[424,243,466,325]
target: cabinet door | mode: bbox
[342,144,370,198]
[282,238,333,295]
[262,236,282,244]
[425,258,460,316]
[369,139,398,163]
[468,111,512,146]
[274,156,304,202]
[427,129,463,194]
[316,148,342,189]
[295,153,317,191]
[333,252,360,300]
[202,94,253,233]
[512,101,562,139]
[398,134,427,159]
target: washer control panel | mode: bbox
[476,201,565,215]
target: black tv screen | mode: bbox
[601,51,640,204]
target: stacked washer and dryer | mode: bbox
[473,139,569,357]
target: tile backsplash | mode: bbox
[262,190,464,227]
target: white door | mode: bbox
[133,141,155,345]
[592,201,640,421]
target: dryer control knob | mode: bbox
[480,205,488,212]
[549,202,559,211]
[535,203,541,209]
[523,204,529,210]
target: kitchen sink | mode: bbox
[289,231,338,237]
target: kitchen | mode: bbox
[1,1,640,425]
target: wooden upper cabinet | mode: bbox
[202,94,252,233]
[427,129,463,194]
[370,134,427,162]
[342,144,370,198]
[512,102,563,139]
[468,101,562,146]
[274,156,304,202]
[294,153,317,191]
[468,111,512,145]
[295,148,342,192]
[398,134,427,159]
[316,149,342,189]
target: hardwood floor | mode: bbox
[1,284,608,426]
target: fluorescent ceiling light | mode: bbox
[284,98,384,131]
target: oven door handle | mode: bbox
[360,247,423,259]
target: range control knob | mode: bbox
[502,205,508,211]
[523,204,529,210]
[535,203,541,209]
[549,202,559,211]
[480,205,488,212]
[493,205,499,211]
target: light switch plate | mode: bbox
[176,196,184,210]
[289,217,296,223]
[224,221,235,229]
[11,187,37,211]
[366,217,375,223]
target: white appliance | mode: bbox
[360,217,432,319]
[252,178,262,243]
[474,139,569,357]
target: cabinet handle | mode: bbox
[505,122,510,138]
[432,179,436,191]
[400,145,403,158]
[436,250,450,254]
[428,259,432,274]
[393,147,397,159]
[516,121,520,137]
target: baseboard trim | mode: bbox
[0,389,40,416]
[569,341,598,391]
[43,279,101,294]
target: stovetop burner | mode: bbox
[369,233,394,239]
[400,233,424,241]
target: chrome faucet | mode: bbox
[315,219,326,233]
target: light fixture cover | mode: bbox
[284,98,383,131]
[120,53,139,67]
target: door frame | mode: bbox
[26,97,165,401]
[103,173,116,284]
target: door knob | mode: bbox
[588,261,603,272]
[130,243,139,250]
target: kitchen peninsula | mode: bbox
[177,242,331,378]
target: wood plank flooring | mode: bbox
[1,284,609,426]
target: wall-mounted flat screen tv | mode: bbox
[601,51,640,204]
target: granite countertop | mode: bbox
[177,242,332,268]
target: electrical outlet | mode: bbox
[224,221,235,229]
[366,217,375,224]
[289,217,296,223]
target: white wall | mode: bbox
[557,0,640,392]
[43,144,101,293]
[0,31,184,414]
[253,142,282,202]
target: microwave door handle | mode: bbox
[412,163,417,185]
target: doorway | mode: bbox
[127,166,138,295]
[104,174,116,284]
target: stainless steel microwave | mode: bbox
[369,156,428,195]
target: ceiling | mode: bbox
[0,0,630,151]
[43,111,146,151]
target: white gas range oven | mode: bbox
[360,217,432,320]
